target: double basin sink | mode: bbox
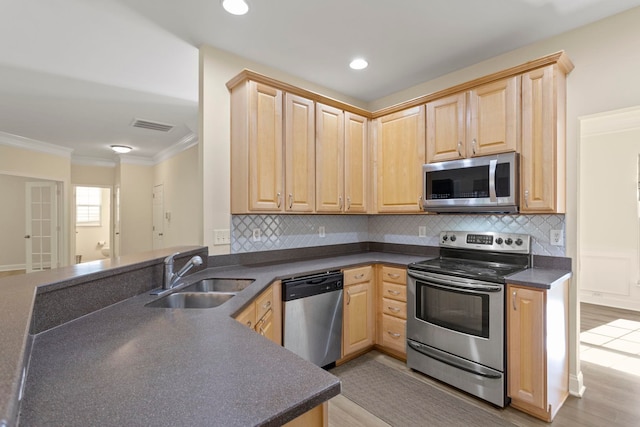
[146,278,255,309]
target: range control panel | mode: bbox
[440,231,531,254]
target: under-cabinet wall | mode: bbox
[230,214,566,256]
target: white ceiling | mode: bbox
[1,0,639,162]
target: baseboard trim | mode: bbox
[0,264,26,272]
[569,371,586,397]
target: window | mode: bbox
[76,187,102,226]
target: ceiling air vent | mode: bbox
[131,118,174,132]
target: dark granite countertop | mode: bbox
[17,252,425,427]
[506,267,573,289]
[1,246,571,427]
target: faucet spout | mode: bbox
[162,253,203,290]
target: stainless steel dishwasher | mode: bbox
[282,270,344,368]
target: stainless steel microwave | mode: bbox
[422,152,519,213]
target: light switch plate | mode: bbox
[214,229,231,245]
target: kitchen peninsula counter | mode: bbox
[14,250,426,426]
[2,245,570,426]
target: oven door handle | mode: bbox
[407,270,502,292]
[407,340,502,379]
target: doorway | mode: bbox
[73,186,112,263]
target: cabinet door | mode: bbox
[376,106,426,213]
[468,76,519,157]
[508,285,546,411]
[284,94,315,212]
[344,112,368,213]
[249,82,284,211]
[235,303,256,329]
[426,92,466,162]
[343,281,375,357]
[316,103,345,212]
[521,65,565,213]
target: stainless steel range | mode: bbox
[407,231,531,407]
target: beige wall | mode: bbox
[0,174,28,269]
[0,144,71,265]
[118,162,153,256]
[153,145,201,248]
[71,164,115,187]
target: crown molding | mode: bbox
[0,131,73,158]
[153,132,198,164]
[118,154,156,166]
[580,106,640,137]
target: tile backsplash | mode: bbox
[231,214,566,256]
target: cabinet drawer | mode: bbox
[381,266,406,285]
[381,314,406,354]
[382,282,406,302]
[255,288,275,321]
[344,265,373,285]
[382,297,406,319]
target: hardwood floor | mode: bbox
[329,303,640,427]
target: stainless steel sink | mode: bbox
[145,292,235,309]
[179,278,254,293]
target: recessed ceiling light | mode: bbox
[349,58,368,70]
[222,0,249,15]
[110,145,132,154]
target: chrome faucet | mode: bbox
[163,253,203,290]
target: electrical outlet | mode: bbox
[252,228,261,242]
[214,229,231,245]
[318,226,326,238]
[418,226,427,237]
[550,229,564,246]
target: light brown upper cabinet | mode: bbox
[316,104,368,213]
[426,77,520,163]
[285,93,315,212]
[520,64,569,213]
[230,81,315,213]
[375,106,426,213]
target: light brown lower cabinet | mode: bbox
[376,265,407,358]
[507,280,569,422]
[342,265,375,359]
[234,281,282,345]
[283,402,328,427]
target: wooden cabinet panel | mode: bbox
[283,402,328,427]
[380,266,406,285]
[375,106,426,213]
[507,281,569,422]
[344,112,368,213]
[249,82,284,211]
[285,93,315,212]
[235,303,256,329]
[342,266,374,358]
[316,103,345,212]
[234,281,282,346]
[426,92,466,162]
[468,76,519,157]
[520,65,566,213]
[426,77,519,163]
[380,314,406,354]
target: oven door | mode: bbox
[407,270,504,370]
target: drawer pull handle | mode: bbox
[262,301,271,309]
[276,192,282,208]
[346,290,351,305]
[388,306,400,313]
[388,273,400,279]
[388,290,401,296]
[289,193,293,209]
[246,321,253,328]
[387,331,401,338]
[354,273,365,279]
[512,290,517,311]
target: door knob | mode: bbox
[24,235,31,239]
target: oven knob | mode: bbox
[450,235,457,242]
[515,238,523,246]
[495,237,503,245]
[505,238,513,245]
[442,234,448,241]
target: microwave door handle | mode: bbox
[489,159,497,202]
